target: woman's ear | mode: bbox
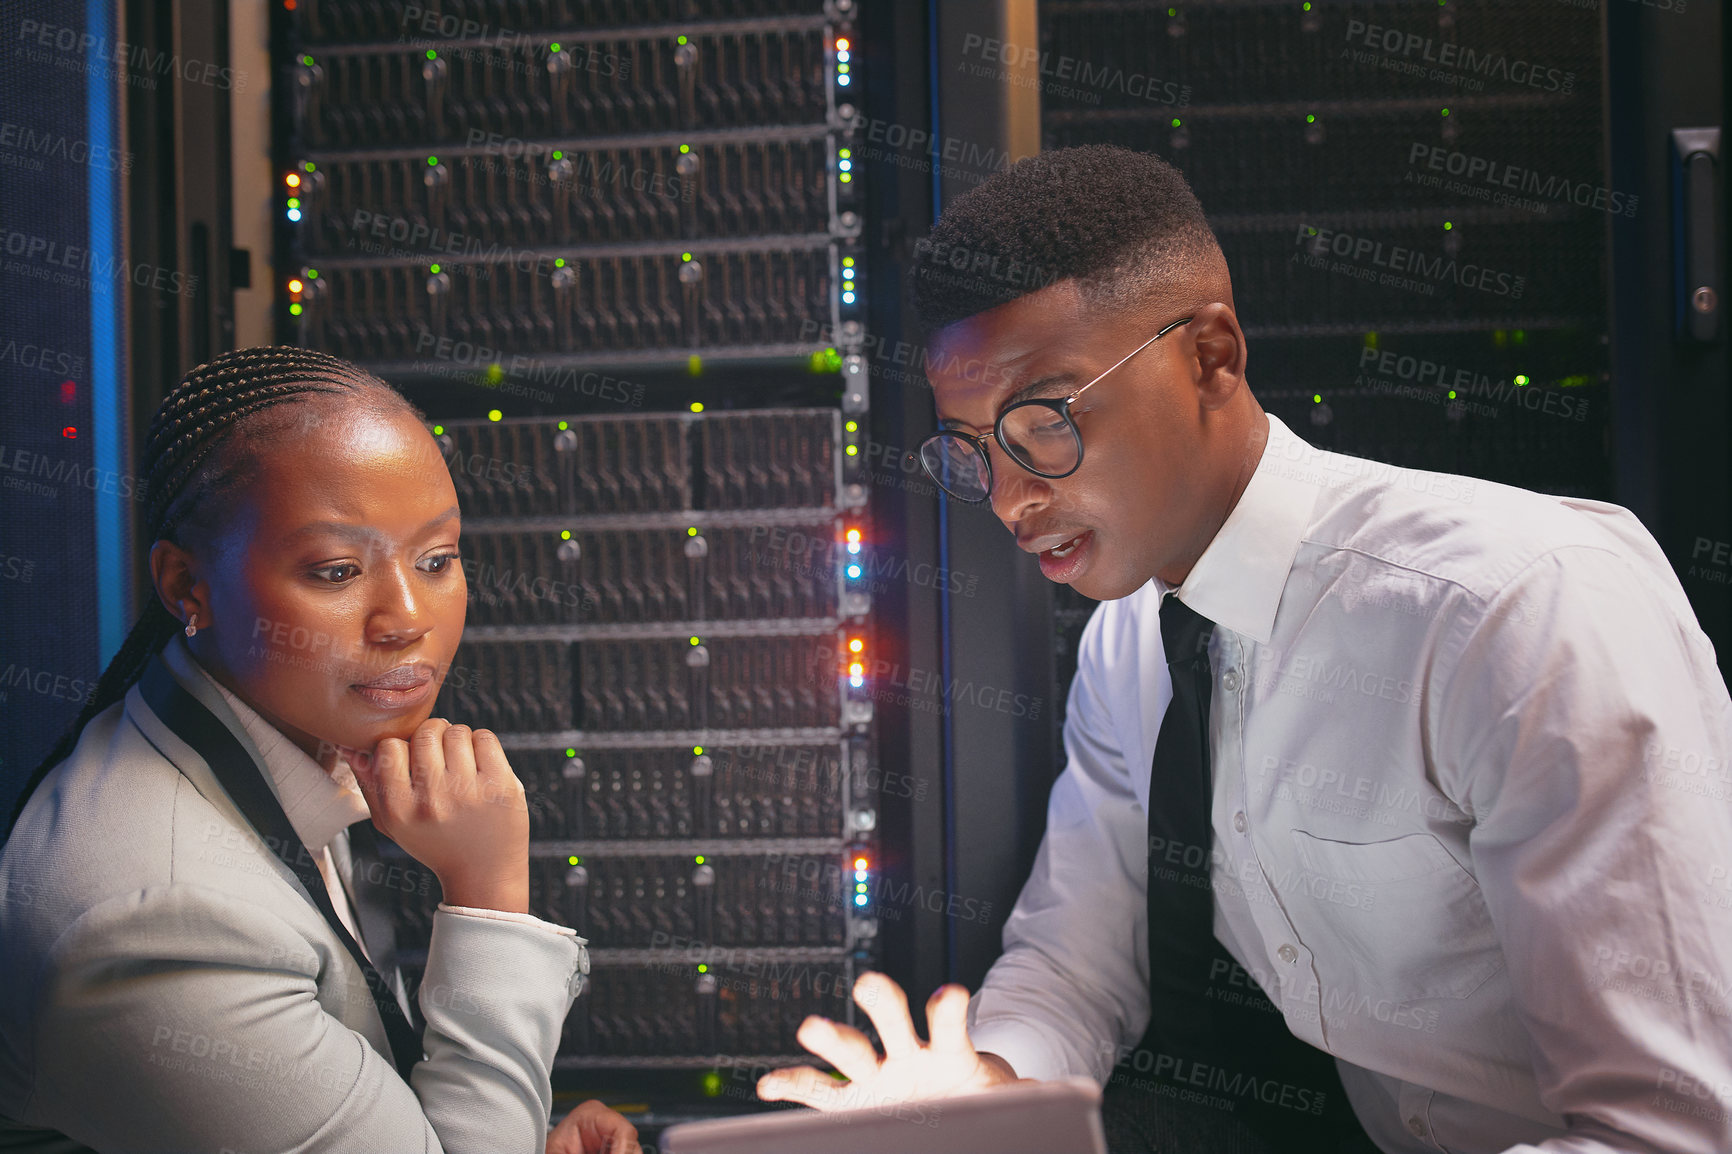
[149,539,208,633]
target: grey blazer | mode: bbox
[0,652,588,1153]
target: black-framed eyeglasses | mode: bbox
[917,314,1194,504]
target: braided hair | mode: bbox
[7,346,423,836]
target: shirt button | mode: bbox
[1233,811,1248,833]
[1407,1116,1428,1140]
[1277,943,1298,965]
[1222,669,1241,692]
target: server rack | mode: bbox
[271,0,881,1129]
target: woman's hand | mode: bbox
[546,1100,641,1154]
[351,718,530,914]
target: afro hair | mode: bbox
[908,144,1224,334]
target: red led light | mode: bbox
[59,380,76,403]
[61,426,77,439]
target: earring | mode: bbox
[185,613,198,638]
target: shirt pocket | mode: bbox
[1288,830,1503,1002]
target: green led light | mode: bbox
[306,268,318,279]
[487,409,502,422]
[856,882,868,893]
[693,745,704,755]
[842,256,855,268]
[288,302,303,316]
[304,162,315,172]
[552,150,563,160]
[679,143,691,154]
[427,155,438,166]
[695,854,706,864]
[687,526,698,536]
[688,353,703,376]
[1443,222,1453,231]
[1313,394,1322,404]
[845,420,858,432]
[568,855,579,865]
[1448,391,1457,399]
[698,963,708,972]
[1302,1,1311,9]
[301,54,314,66]
[845,444,858,456]
[485,363,504,385]
[689,401,704,412]
[682,252,692,261]
[1171,118,1182,127]
[432,424,443,435]
[1441,108,1451,117]
[558,420,569,430]
[429,263,441,274]
[1514,374,1530,386]
[426,49,437,60]
[287,197,300,208]
[838,63,849,73]
[1306,114,1316,124]
[703,1071,723,1097]
[677,34,688,44]
[566,748,577,758]
[554,257,565,267]
[690,636,701,646]
[550,42,562,52]
[839,173,852,183]
[838,148,851,159]
[561,530,572,540]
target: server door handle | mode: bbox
[1672,128,1721,342]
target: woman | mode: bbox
[0,347,636,1153]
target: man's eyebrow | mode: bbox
[282,506,461,545]
[938,373,1078,432]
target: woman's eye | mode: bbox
[313,563,360,584]
[419,552,460,574]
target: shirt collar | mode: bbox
[163,635,370,855]
[1152,412,1320,646]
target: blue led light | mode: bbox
[846,564,862,579]
[847,541,861,555]
[854,894,869,906]
[850,674,864,688]
[839,159,852,172]
[837,73,850,86]
[837,49,850,62]
[286,207,302,222]
[854,869,868,882]
[842,291,856,304]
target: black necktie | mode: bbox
[1142,595,1364,1145]
[341,820,425,1034]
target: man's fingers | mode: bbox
[793,1015,882,1085]
[852,971,922,1060]
[925,983,976,1056]
[757,1064,848,1109]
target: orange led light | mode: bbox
[849,662,864,677]
[845,528,861,543]
[285,172,301,188]
[835,37,850,50]
[848,638,864,653]
[854,857,869,870]
[287,278,304,293]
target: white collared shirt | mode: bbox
[967,413,1732,1153]
[166,639,575,975]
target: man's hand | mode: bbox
[545,1099,640,1154]
[756,972,1024,1110]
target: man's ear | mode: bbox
[1187,303,1248,411]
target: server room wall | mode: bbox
[272,0,882,1126]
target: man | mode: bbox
[756,144,1732,1152]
